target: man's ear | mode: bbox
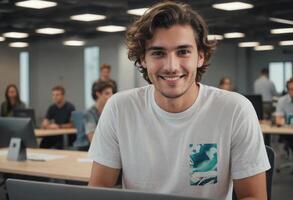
[197,51,205,68]
[140,56,147,69]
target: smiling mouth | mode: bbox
[159,75,186,80]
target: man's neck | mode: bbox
[154,83,199,113]
[56,101,65,108]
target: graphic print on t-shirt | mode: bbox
[189,143,218,186]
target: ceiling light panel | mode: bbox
[212,2,253,11]
[15,0,57,9]
[70,14,106,22]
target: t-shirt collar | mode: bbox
[150,83,204,120]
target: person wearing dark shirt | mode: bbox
[40,85,75,149]
[1,84,26,117]
[98,64,117,93]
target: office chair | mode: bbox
[233,145,275,200]
[71,111,89,151]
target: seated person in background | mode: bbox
[1,84,26,117]
[84,81,114,142]
[275,77,293,151]
[98,64,117,94]
[88,2,270,200]
[218,77,233,91]
[40,85,75,149]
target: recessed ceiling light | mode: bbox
[212,2,253,11]
[3,32,29,38]
[254,45,274,51]
[0,36,5,41]
[269,17,293,25]
[96,25,126,32]
[63,40,85,46]
[127,8,149,16]
[270,28,293,34]
[15,0,57,9]
[279,40,293,46]
[70,14,106,22]
[207,34,223,41]
[238,42,260,47]
[224,32,245,38]
[36,28,65,35]
[9,42,29,48]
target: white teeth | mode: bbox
[164,76,180,81]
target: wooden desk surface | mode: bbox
[34,128,77,137]
[261,124,293,135]
[0,148,91,182]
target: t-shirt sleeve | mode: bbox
[231,98,271,180]
[275,99,285,116]
[88,96,121,169]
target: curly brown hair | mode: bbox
[125,1,216,84]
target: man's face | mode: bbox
[97,87,113,104]
[141,24,204,99]
[52,90,64,104]
[100,68,111,81]
[288,82,293,98]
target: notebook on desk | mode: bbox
[7,179,211,200]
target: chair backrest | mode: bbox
[233,145,275,200]
[71,111,89,148]
[265,145,275,200]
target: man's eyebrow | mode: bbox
[146,45,194,52]
[177,45,194,49]
[146,46,165,52]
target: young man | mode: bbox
[41,86,75,149]
[84,81,114,142]
[98,64,117,94]
[88,2,270,200]
[254,68,278,119]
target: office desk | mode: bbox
[261,124,293,145]
[0,148,91,182]
[34,128,77,137]
[261,124,293,135]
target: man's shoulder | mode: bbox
[204,84,247,101]
[278,94,289,104]
[109,85,152,109]
[203,84,251,110]
[64,101,75,109]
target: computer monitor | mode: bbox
[244,95,263,120]
[13,108,37,128]
[6,179,210,200]
[0,117,37,148]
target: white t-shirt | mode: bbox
[89,84,270,200]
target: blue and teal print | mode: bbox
[189,144,218,186]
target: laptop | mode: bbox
[6,179,210,200]
[13,108,37,128]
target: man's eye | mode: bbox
[151,51,165,57]
[178,49,191,56]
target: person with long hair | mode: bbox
[1,84,25,117]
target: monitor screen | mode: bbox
[0,117,37,148]
[244,95,263,120]
[13,108,37,128]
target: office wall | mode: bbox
[0,46,20,104]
